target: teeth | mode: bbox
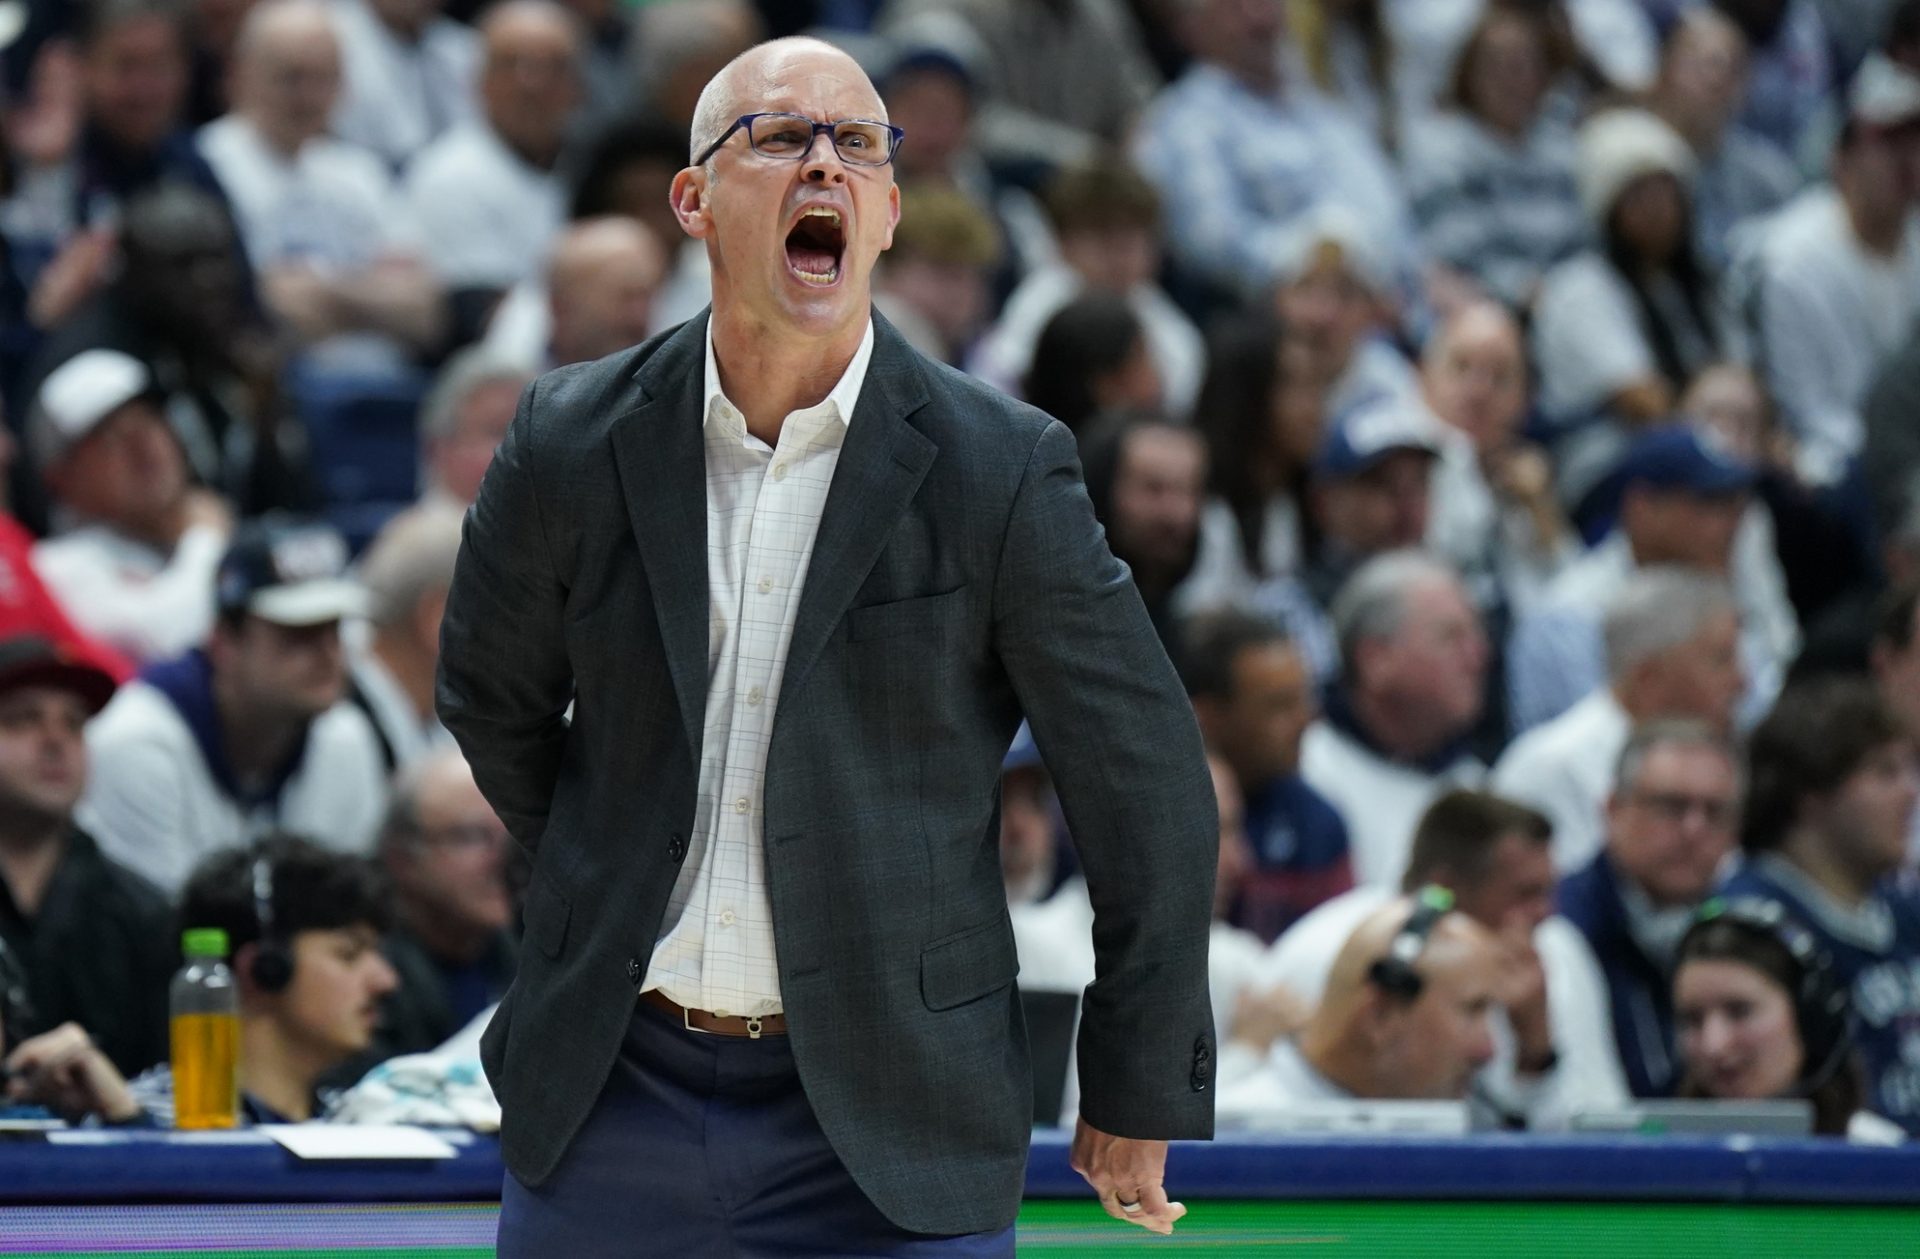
[793,262,840,285]
[800,207,841,227]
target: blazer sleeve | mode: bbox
[435,380,574,856]
[992,419,1218,1140]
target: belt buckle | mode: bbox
[681,1005,712,1036]
[745,1016,763,1040]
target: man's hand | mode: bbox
[1069,1116,1186,1235]
[1227,982,1309,1053]
[1493,921,1554,1073]
[3,1023,140,1124]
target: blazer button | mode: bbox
[667,833,686,863]
[626,957,642,985]
[1191,1036,1214,1092]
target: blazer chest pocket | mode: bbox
[920,918,1018,1011]
[847,586,967,642]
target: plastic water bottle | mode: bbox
[170,929,240,1130]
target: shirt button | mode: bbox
[746,687,763,706]
[772,462,788,481]
[734,797,750,814]
[757,577,773,594]
[719,909,736,927]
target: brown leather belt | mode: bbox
[640,988,788,1038]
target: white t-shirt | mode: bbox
[1532,253,1663,424]
[196,115,417,273]
[1298,720,1485,889]
[404,122,565,291]
[31,524,225,665]
[1252,884,1631,1128]
[1743,186,1920,483]
[328,0,479,172]
[79,679,387,894]
[1491,687,1631,873]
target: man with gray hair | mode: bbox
[347,503,465,772]
[419,348,535,508]
[1557,719,1742,1096]
[1494,567,1743,872]
[1299,551,1490,888]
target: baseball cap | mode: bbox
[1850,53,1920,128]
[1315,394,1445,480]
[0,635,117,715]
[1617,425,1756,497]
[1272,204,1393,295]
[1576,108,1697,226]
[28,349,160,469]
[215,518,370,627]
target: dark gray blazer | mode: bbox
[436,311,1217,1235]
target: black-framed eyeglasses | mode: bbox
[693,112,904,168]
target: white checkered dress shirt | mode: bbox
[640,318,876,1017]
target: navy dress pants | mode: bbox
[497,997,1017,1258]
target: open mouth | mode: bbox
[785,206,845,286]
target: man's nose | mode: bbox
[800,132,848,182]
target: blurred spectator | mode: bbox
[1130,0,1415,301]
[872,183,1001,364]
[327,0,479,172]
[482,215,665,371]
[1255,790,1630,1128]
[79,519,387,894]
[1862,327,1920,537]
[1178,317,1323,614]
[1403,2,1584,311]
[1735,53,1920,486]
[29,184,315,517]
[0,1019,142,1125]
[182,0,252,126]
[997,724,1058,906]
[567,118,712,333]
[881,0,1160,155]
[372,748,515,1060]
[555,0,632,127]
[1081,414,1207,644]
[1714,0,1833,155]
[1507,426,1797,734]
[626,0,761,138]
[1674,898,1902,1140]
[1302,396,1444,608]
[199,0,446,363]
[1869,584,1920,760]
[173,836,398,1121]
[1019,293,1161,435]
[1283,0,1402,152]
[0,395,130,681]
[28,349,232,664]
[971,156,1203,415]
[1648,7,1802,268]
[347,503,463,772]
[1203,751,1298,1054]
[418,347,531,509]
[1422,302,1577,612]
[1273,207,1417,421]
[1218,894,1499,1112]
[1560,720,1742,1097]
[1301,551,1490,887]
[1181,612,1351,942]
[0,636,171,1076]
[405,0,580,329]
[1495,569,1742,872]
[1533,110,1728,449]
[1720,679,1920,1133]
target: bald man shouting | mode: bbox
[437,36,1218,1256]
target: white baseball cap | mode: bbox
[1850,52,1920,128]
[28,349,158,468]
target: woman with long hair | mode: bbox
[1673,899,1902,1142]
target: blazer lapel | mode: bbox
[779,318,937,711]
[609,315,711,769]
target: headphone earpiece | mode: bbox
[1367,885,1456,1002]
[249,853,295,995]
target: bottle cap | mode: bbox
[181,928,230,958]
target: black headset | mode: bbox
[1683,896,1852,1094]
[1368,885,1457,1001]
[249,852,295,994]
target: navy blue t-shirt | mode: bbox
[1720,858,1920,1134]
[1233,774,1354,944]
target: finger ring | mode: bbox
[1119,1198,1142,1214]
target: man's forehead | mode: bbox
[735,50,883,118]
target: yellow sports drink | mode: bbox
[171,929,240,1130]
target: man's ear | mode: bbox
[670,167,711,239]
[880,181,901,251]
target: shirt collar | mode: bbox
[702,315,876,434]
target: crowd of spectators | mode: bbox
[3,0,1920,1145]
